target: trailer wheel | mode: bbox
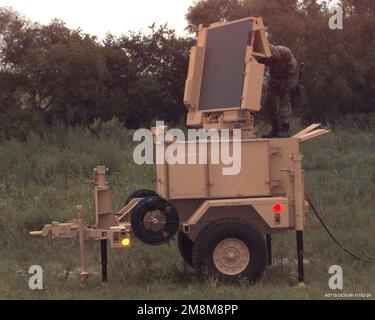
[131,196,179,245]
[192,218,266,284]
[177,232,193,267]
[124,189,158,206]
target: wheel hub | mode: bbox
[143,210,166,232]
[213,238,250,275]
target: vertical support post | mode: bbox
[292,153,305,283]
[94,166,116,229]
[266,234,272,266]
[296,230,304,282]
[93,165,112,283]
[77,205,89,287]
[100,239,108,283]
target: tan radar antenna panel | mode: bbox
[184,17,271,133]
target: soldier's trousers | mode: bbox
[264,76,299,127]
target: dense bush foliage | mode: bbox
[0,8,193,138]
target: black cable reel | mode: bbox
[130,196,179,245]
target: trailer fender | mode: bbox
[186,197,290,229]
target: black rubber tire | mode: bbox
[177,232,194,268]
[131,196,179,245]
[124,189,158,206]
[192,218,266,284]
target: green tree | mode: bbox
[0,7,193,136]
[112,25,193,128]
[1,8,110,127]
[186,0,249,33]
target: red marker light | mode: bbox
[273,203,283,213]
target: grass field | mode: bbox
[0,119,374,300]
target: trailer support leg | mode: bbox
[296,231,304,283]
[266,234,272,265]
[77,206,89,287]
[100,239,108,283]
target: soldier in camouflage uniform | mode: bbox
[258,45,299,138]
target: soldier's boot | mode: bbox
[263,124,280,138]
[275,124,291,138]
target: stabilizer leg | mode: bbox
[296,231,304,283]
[100,239,108,282]
[266,234,272,266]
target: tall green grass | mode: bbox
[0,120,374,299]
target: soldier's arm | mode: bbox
[256,56,273,65]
